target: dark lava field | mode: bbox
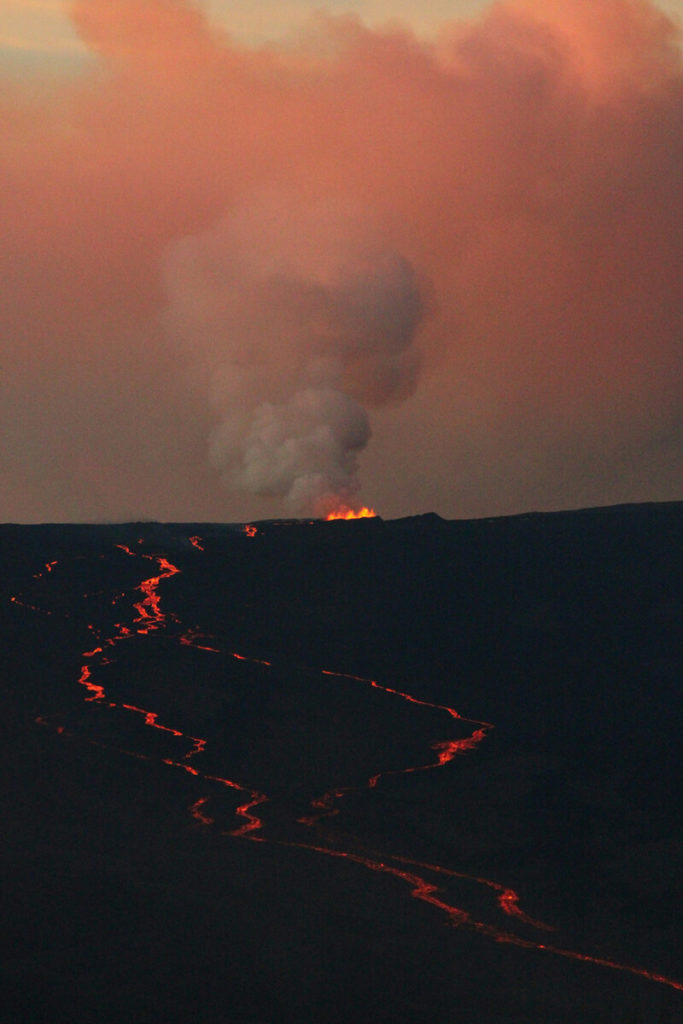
[1,503,682,1023]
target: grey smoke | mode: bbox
[162,193,424,514]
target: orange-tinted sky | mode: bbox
[1,0,682,522]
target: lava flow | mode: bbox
[300,668,492,824]
[14,538,683,1000]
[29,545,266,832]
[116,545,181,633]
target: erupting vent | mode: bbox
[326,506,377,521]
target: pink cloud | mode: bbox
[1,0,681,520]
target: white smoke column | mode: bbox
[162,192,424,515]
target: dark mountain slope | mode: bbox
[1,503,681,1024]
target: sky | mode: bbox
[1,0,682,523]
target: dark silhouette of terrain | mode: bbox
[1,503,681,1023]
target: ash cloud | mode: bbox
[162,194,422,513]
[1,0,681,521]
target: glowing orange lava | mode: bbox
[326,506,376,520]
[33,560,58,579]
[190,796,214,826]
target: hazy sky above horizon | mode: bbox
[3,0,682,73]
[2,0,682,522]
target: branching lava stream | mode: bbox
[13,537,683,1000]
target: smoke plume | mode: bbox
[0,0,681,521]
[162,194,422,513]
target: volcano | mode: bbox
[1,503,682,1024]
